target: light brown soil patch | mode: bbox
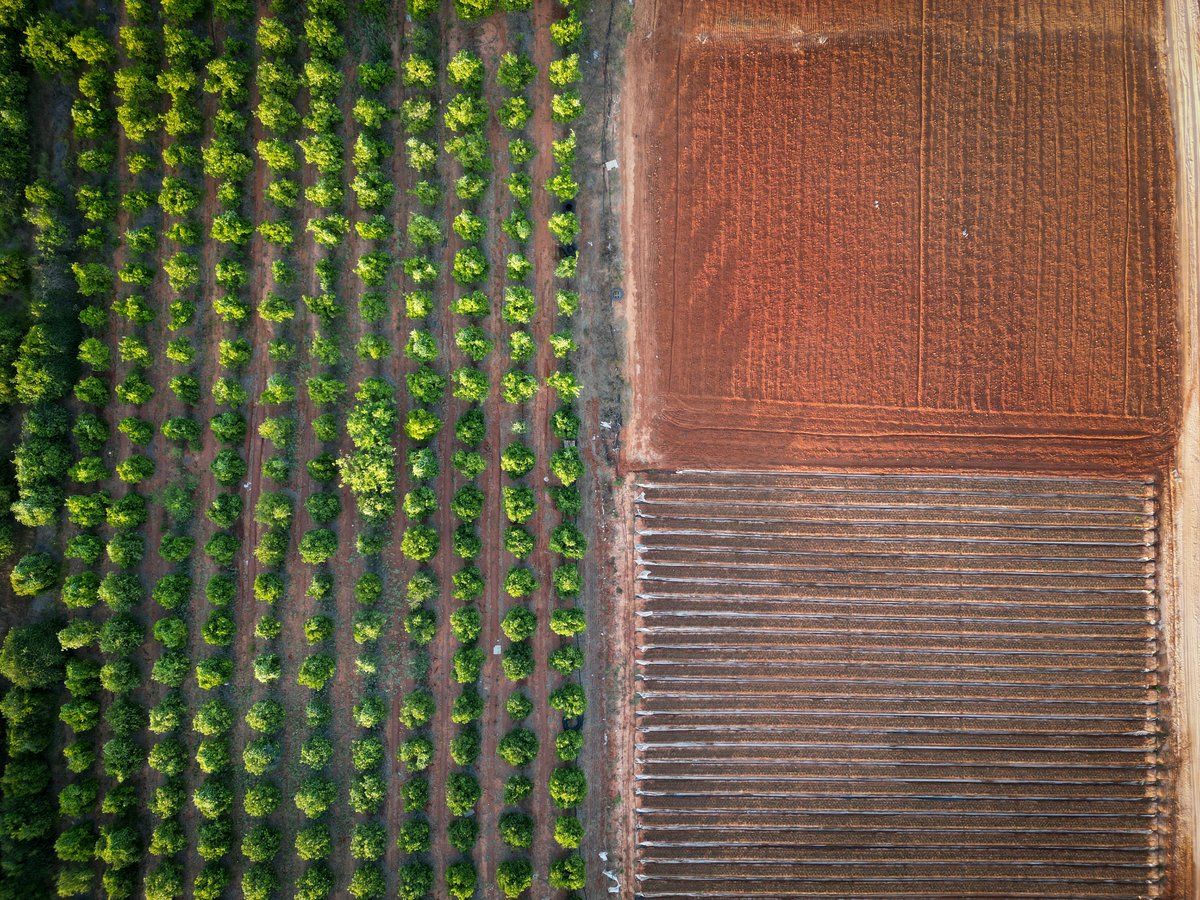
[624,0,1179,472]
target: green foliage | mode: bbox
[294,776,336,819]
[399,860,433,900]
[506,692,533,720]
[446,860,477,900]
[556,729,585,762]
[503,486,536,523]
[1,620,62,686]
[452,246,489,285]
[549,765,588,809]
[193,778,233,819]
[504,567,538,598]
[398,736,433,773]
[500,442,536,477]
[399,688,435,728]
[550,682,587,719]
[10,551,57,596]
[499,811,534,849]
[496,859,533,898]
[446,771,480,815]
[195,656,233,690]
[244,781,282,817]
[299,528,337,564]
[550,523,588,560]
[502,641,534,681]
[401,524,438,562]
[297,654,335,690]
[245,699,285,735]
[498,727,538,767]
[295,824,332,861]
[398,818,430,854]
[550,645,585,675]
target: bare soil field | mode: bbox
[623,0,1180,473]
[631,470,1166,898]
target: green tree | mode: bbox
[0,620,62,686]
[496,859,532,898]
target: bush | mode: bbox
[242,824,281,863]
[550,646,585,676]
[500,811,534,849]
[193,864,230,900]
[10,551,57,596]
[245,781,282,817]
[202,610,236,647]
[243,737,280,776]
[497,727,539,767]
[294,776,336,819]
[193,777,233,818]
[197,818,233,860]
[446,861,476,900]
[556,729,585,762]
[195,656,233,690]
[196,738,232,774]
[496,859,533,898]
[297,654,336,690]
[551,607,587,637]
[299,528,337,564]
[1,620,63,687]
[349,772,386,814]
[399,860,433,900]
[245,699,285,734]
[398,736,434,773]
[446,771,480,815]
[550,683,587,719]
[295,824,332,861]
[502,641,534,681]
[242,863,278,900]
[399,689,435,728]
[192,699,233,736]
[504,567,538,598]
[500,442,535,477]
[401,524,438,561]
[549,765,588,809]
[504,526,535,559]
[550,523,588,559]
[453,646,485,683]
[450,725,481,765]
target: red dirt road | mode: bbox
[624,0,1180,473]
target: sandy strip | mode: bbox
[1162,0,1200,894]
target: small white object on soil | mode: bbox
[605,159,619,171]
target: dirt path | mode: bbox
[380,6,415,896]
[426,10,466,884]
[227,0,289,892]
[574,3,635,897]
[528,0,562,888]
[325,3,371,880]
[183,10,230,888]
[1161,1,1200,895]
[473,13,513,898]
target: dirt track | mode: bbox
[1161,0,1200,894]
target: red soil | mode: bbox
[623,0,1180,473]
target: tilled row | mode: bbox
[633,471,1164,898]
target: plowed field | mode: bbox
[632,471,1165,898]
[624,0,1179,472]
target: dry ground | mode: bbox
[623,0,1180,473]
